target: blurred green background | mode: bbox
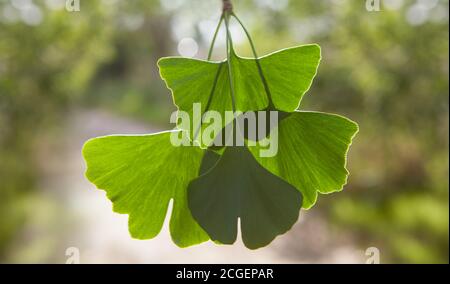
[0,0,448,264]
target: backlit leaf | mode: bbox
[248,111,359,209]
[82,131,209,247]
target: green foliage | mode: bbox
[249,111,358,209]
[159,45,320,113]
[82,10,358,249]
[0,0,114,256]
[158,44,321,145]
[2,0,446,262]
[83,132,208,247]
[188,147,302,249]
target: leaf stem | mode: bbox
[207,14,224,61]
[193,63,224,141]
[224,12,237,114]
[224,11,240,142]
[231,12,274,108]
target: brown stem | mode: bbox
[222,0,233,13]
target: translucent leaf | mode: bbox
[82,131,209,247]
[248,111,359,209]
[158,45,321,144]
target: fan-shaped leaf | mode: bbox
[158,45,321,143]
[82,131,209,247]
[188,147,303,249]
[248,111,359,209]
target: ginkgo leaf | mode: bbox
[188,147,303,249]
[82,131,209,247]
[81,5,360,251]
[158,44,321,143]
[247,111,359,209]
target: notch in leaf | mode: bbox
[158,44,321,146]
[248,111,359,209]
[188,147,303,249]
[82,131,209,247]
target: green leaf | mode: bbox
[188,147,303,249]
[82,131,209,247]
[158,44,321,142]
[258,46,322,111]
[248,111,359,209]
[82,32,357,249]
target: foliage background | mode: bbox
[0,0,448,263]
